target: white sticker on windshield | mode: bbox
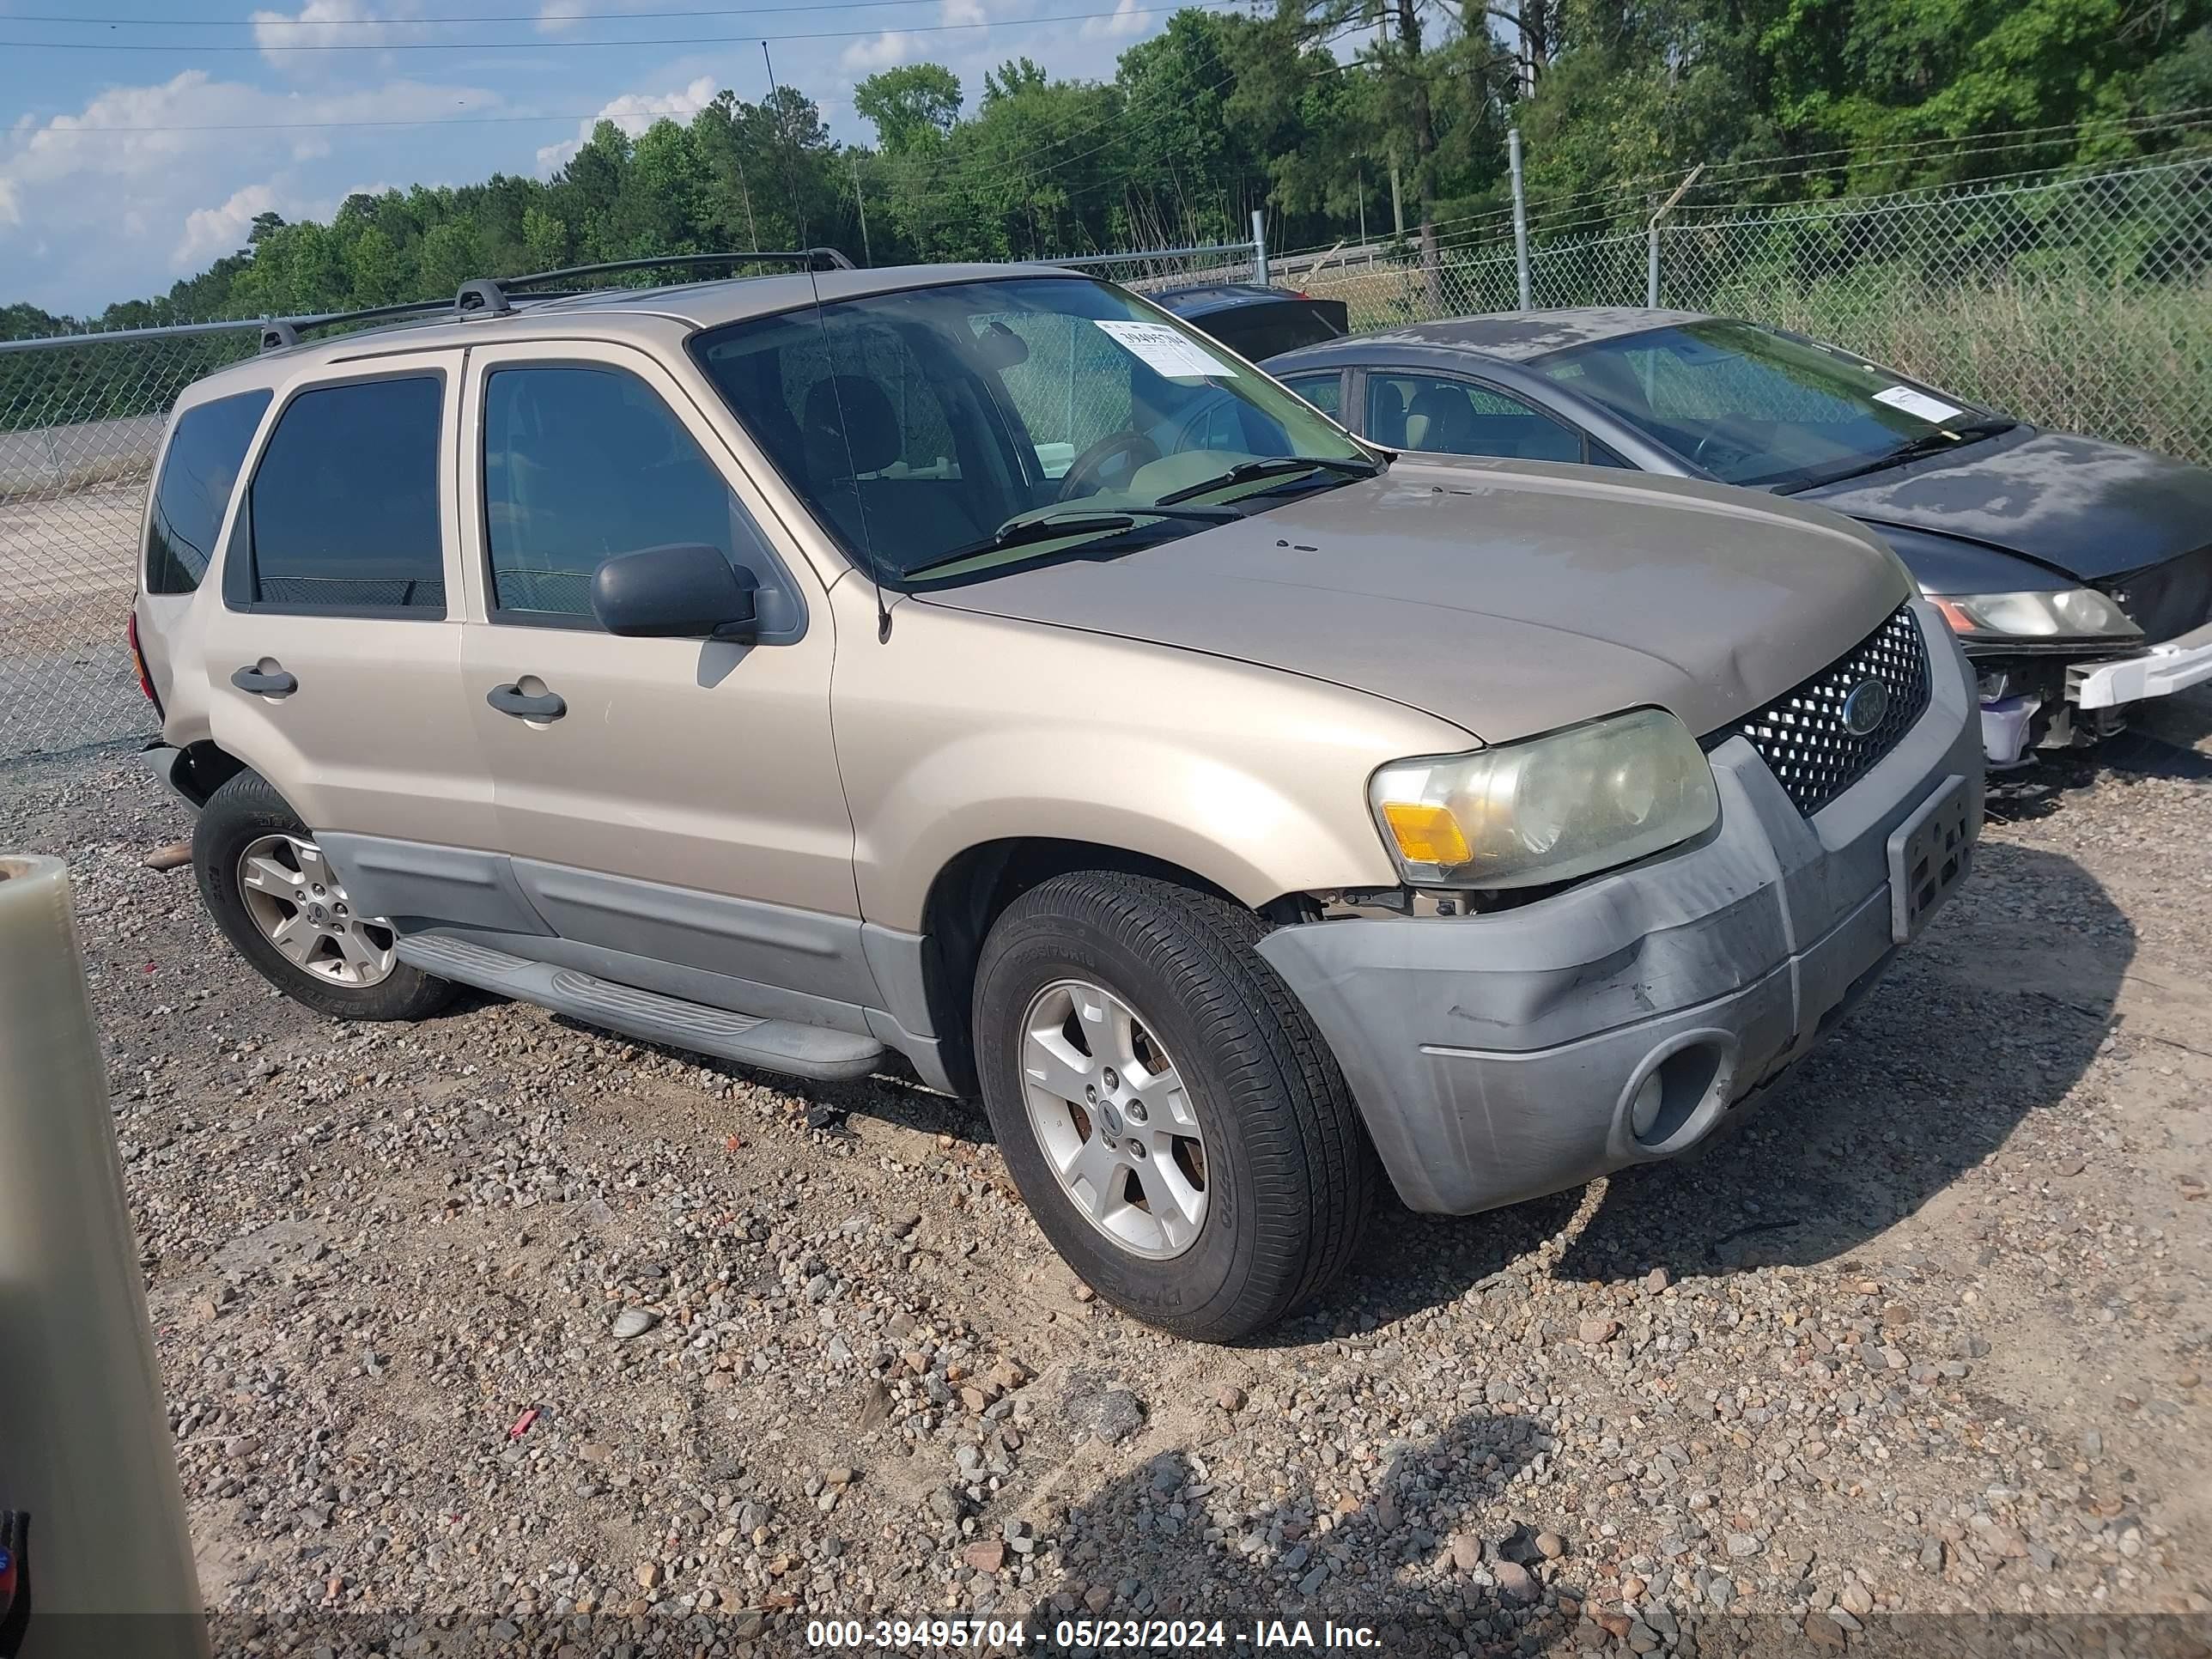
[1094,319,1238,379]
[1872,385,1964,424]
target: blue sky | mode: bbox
[0,0,1209,315]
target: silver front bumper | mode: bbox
[2069,618,2212,709]
[1258,599,1986,1216]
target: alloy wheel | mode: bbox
[1018,977,1208,1259]
[234,832,397,988]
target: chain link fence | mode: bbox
[2,322,264,763]
[1290,155,2212,470]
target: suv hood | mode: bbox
[916,456,1907,743]
[1797,427,2212,581]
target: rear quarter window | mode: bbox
[144,388,271,594]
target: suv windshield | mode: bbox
[1540,319,2010,490]
[691,275,1376,584]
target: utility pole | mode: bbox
[1508,125,1530,311]
[1357,165,1367,248]
[850,151,872,266]
[1646,162,1704,307]
[1389,153,1405,238]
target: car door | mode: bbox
[454,338,868,1012]
[201,350,500,863]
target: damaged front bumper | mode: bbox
[2068,617,2212,709]
[1970,617,2212,766]
[1257,599,1984,1218]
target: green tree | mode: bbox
[855,64,963,152]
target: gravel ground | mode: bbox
[3,707,2209,1659]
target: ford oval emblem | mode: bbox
[1841,678,1890,737]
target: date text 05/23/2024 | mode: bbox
[805,1618,1383,1650]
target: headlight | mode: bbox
[1369,708,1720,890]
[1929,588,2139,640]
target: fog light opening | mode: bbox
[1631,1041,1728,1150]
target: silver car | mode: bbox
[132,258,1982,1340]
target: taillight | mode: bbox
[128,611,163,716]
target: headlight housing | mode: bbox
[1929,587,2139,641]
[1369,708,1720,890]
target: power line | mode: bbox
[0,2,1242,54]
[9,1,1005,23]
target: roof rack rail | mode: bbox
[257,248,855,353]
[257,295,461,353]
[455,247,855,315]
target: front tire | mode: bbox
[974,872,1376,1341]
[193,770,453,1023]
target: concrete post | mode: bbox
[0,855,207,1659]
[1508,127,1532,311]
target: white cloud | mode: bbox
[941,0,989,26]
[173,181,284,269]
[840,31,915,75]
[0,70,500,310]
[248,1,421,76]
[1080,0,1147,39]
[534,74,718,173]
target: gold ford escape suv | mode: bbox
[132,257,1982,1342]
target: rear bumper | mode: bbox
[1257,598,1984,1217]
[2068,618,2212,709]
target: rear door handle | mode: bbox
[487,683,567,721]
[230,664,297,697]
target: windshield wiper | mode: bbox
[1158,453,1381,505]
[1776,417,2015,494]
[899,504,1238,581]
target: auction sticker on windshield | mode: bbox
[1871,385,1965,424]
[1095,319,1239,379]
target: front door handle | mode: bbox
[230,664,297,697]
[487,682,567,721]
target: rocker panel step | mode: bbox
[398,933,885,1081]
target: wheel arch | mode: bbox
[915,836,1256,1098]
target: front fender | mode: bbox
[834,594,1471,932]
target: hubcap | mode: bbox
[235,833,397,988]
[1018,978,1207,1260]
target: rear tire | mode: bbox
[973,872,1375,1342]
[193,770,453,1023]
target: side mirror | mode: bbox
[591,544,758,641]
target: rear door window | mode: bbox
[481,363,776,625]
[145,389,270,594]
[1370,373,1583,464]
[233,375,446,614]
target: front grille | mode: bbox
[1735,603,1931,816]
[2103,546,2212,644]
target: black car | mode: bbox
[1268,309,2212,768]
[1152,283,1349,362]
